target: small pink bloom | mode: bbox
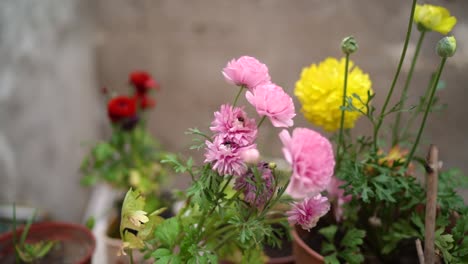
[240,148,260,164]
[287,194,330,231]
[204,135,255,177]
[234,162,274,208]
[246,84,296,128]
[210,104,257,146]
[222,56,271,90]
[280,128,335,199]
[327,177,352,222]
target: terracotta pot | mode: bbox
[0,222,95,264]
[291,226,324,264]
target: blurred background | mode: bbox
[0,0,467,222]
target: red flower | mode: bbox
[107,96,137,123]
[136,95,156,110]
[129,71,158,95]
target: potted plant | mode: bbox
[0,206,95,263]
[116,56,339,263]
[291,2,467,263]
[80,71,172,263]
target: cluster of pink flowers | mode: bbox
[206,56,335,229]
[205,104,258,177]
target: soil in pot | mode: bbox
[0,222,95,264]
[263,224,294,264]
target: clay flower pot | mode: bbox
[0,222,95,264]
[291,226,324,264]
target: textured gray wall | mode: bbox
[1,0,467,221]
[0,0,100,221]
[95,0,468,186]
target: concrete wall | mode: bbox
[95,0,468,188]
[0,0,100,221]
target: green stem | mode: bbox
[129,250,134,264]
[214,232,237,251]
[196,175,234,237]
[392,30,427,145]
[265,217,288,224]
[257,116,266,128]
[233,86,244,106]
[337,54,350,166]
[373,0,417,153]
[404,58,447,168]
[12,203,18,264]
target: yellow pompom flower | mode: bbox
[295,57,372,132]
[414,4,457,34]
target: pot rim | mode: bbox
[0,221,96,264]
[291,225,324,261]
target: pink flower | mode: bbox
[222,56,271,90]
[204,135,255,177]
[240,148,260,164]
[234,163,274,208]
[246,84,296,128]
[279,128,335,199]
[210,104,257,146]
[327,177,352,222]
[287,194,330,231]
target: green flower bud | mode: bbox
[341,36,358,54]
[437,36,457,58]
[268,162,277,170]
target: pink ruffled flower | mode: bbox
[279,128,335,199]
[204,135,255,177]
[210,104,257,146]
[234,162,274,208]
[246,84,296,128]
[222,56,271,90]
[287,194,330,231]
[327,177,352,222]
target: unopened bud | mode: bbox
[268,162,277,170]
[437,36,456,58]
[341,36,358,54]
[241,148,260,164]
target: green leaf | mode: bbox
[152,248,171,257]
[324,253,340,264]
[340,228,365,248]
[319,225,338,242]
[154,218,180,248]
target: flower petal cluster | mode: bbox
[414,4,457,35]
[287,194,330,231]
[280,128,335,199]
[326,177,352,222]
[295,57,372,132]
[130,71,159,94]
[222,56,271,90]
[205,135,256,177]
[246,83,296,128]
[130,71,159,110]
[107,96,137,123]
[234,162,274,208]
[210,104,257,146]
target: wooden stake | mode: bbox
[416,239,425,264]
[424,144,439,264]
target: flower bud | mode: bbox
[341,36,358,54]
[437,36,457,58]
[240,148,260,164]
[268,162,277,170]
[129,170,141,187]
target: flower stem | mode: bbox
[233,86,244,106]
[404,57,447,168]
[337,54,350,165]
[257,116,266,128]
[392,30,426,146]
[129,250,134,264]
[265,217,288,224]
[373,0,417,153]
